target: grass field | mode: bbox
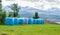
[0,23,60,35]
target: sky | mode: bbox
[2,0,60,10]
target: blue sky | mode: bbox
[2,0,60,10]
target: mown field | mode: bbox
[0,23,60,35]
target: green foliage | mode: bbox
[0,10,6,25]
[0,0,2,24]
[0,0,2,12]
[8,12,14,17]
[33,12,39,19]
[8,3,20,17]
[0,0,1,2]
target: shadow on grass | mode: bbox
[1,33,8,35]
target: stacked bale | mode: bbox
[33,19,44,24]
[5,18,14,25]
[5,18,44,25]
[24,18,28,24]
[18,18,24,24]
[14,18,18,25]
[28,18,33,24]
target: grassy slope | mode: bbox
[0,24,60,35]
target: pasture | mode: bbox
[0,23,60,35]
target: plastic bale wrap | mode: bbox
[24,18,28,24]
[33,19,44,24]
[14,18,18,25]
[39,19,44,24]
[18,18,24,24]
[5,18,14,25]
[33,19,37,24]
[28,18,33,24]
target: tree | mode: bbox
[0,0,6,25]
[0,0,2,12]
[33,12,40,19]
[0,0,2,24]
[8,3,20,17]
[8,12,14,17]
[0,0,2,11]
[0,10,6,25]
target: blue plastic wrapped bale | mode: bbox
[18,18,24,24]
[14,18,18,25]
[33,19,44,24]
[28,18,33,24]
[39,19,44,24]
[5,18,14,25]
[24,18,28,24]
[33,19,37,24]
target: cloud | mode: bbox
[2,0,60,10]
[22,0,40,2]
[46,0,56,2]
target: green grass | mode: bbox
[0,23,60,35]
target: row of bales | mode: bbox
[5,18,44,25]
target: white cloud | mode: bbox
[2,0,60,10]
